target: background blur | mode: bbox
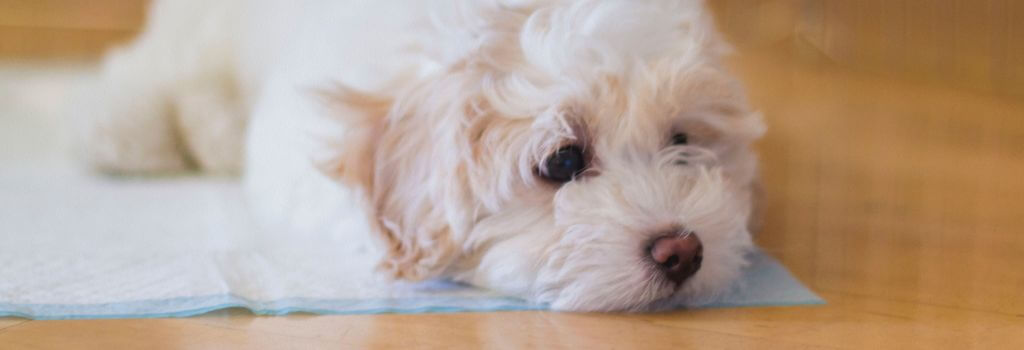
[1,1,1022,347]
[0,0,144,59]
[3,0,1022,97]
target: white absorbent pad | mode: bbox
[0,65,822,320]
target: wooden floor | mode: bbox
[1,49,1022,349]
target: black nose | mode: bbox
[649,233,703,284]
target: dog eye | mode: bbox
[542,145,586,183]
[671,133,688,145]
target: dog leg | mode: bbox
[173,80,246,174]
[79,48,193,174]
[79,0,246,175]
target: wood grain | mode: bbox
[735,50,1024,317]
[0,0,145,58]
[710,0,1024,97]
[2,0,1022,96]
[0,0,145,30]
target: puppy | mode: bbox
[81,0,765,311]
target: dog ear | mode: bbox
[320,85,463,281]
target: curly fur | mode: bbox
[81,0,765,311]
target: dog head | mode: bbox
[326,0,765,311]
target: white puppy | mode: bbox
[81,0,765,311]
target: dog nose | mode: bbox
[649,233,703,284]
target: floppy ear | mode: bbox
[320,85,462,281]
[316,2,532,280]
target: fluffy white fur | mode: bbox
[81,0,765,311]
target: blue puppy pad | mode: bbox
[0,174,821,322]
[0,250,819,320]
[0,172,820,321]
[0,66,822,320]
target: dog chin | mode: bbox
[543,258,750,312]
[458,220,753,312]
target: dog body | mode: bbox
[83,0,765,311]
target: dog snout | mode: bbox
[649,233,703,284]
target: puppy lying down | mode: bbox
[82,0,765,311]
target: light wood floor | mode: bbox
[1,49,1022,349]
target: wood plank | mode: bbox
[733,49,1024,316]
[2,291,1021,349]
[0,319,28,332]
[0,0,147,31]
[0,26,136,59]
